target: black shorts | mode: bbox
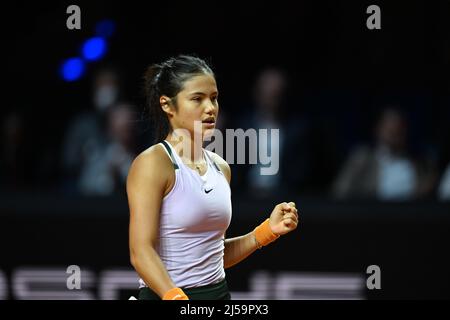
[138,278,231,300]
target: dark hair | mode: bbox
[143,54,214,143]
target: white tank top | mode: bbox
[139,140,232,289]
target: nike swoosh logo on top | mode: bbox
[205,188,213,194]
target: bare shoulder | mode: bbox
[130,144,170,171]
[127,143,173,188]
[207,151,231,184]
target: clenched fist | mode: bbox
[268,202,299,236]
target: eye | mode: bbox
[191,97,201,102]
[211,96,218,103]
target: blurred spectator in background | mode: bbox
[0,112,32,189]
[61,67,123,193]
[438,162,450,201]
[332,107,435,201]
[236,67,310,196]
[78,102,138,196]
[435,110,450,201]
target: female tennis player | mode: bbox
[127,55,299,300]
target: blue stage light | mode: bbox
[82,37,107,61]
[60,58,85,81]
[95,19,116,38]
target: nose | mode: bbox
[204,98,217,115]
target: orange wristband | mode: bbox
[254,218,280,248]
[162,287,189,300]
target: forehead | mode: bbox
[181,74,217,94]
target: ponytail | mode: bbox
[143,64,170,143]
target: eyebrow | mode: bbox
[188,91,218,96]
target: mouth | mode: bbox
[202,118,216,127]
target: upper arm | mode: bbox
[127,146,172,253]
[210,152,231,184]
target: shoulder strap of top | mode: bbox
[160,141,179,170]
[204,150,222,173]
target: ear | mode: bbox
[160,96,174,117]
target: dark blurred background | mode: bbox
[1,0,449,300]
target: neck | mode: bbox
[165,130,204,164]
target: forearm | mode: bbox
[223,231,259,269]
[131,245,176,298]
